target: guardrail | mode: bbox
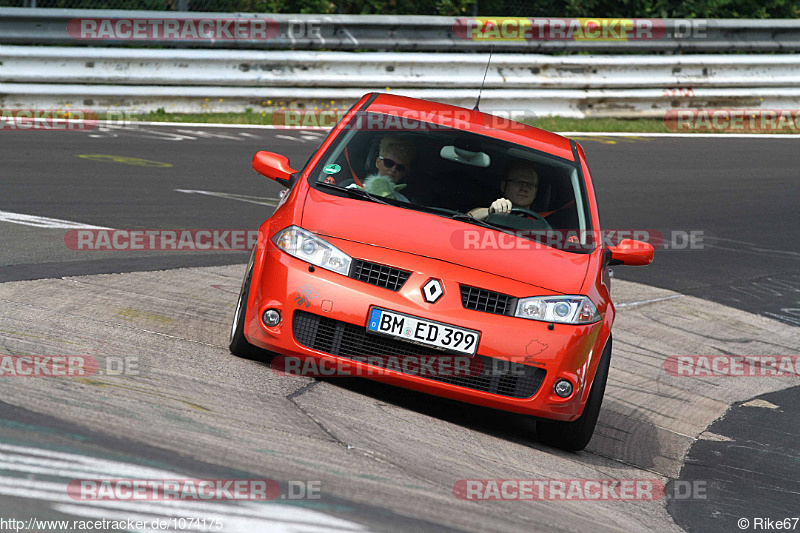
[3,47,799,89]
[2,8,800,52]
[2,46,799,116]
[2,9,799,117]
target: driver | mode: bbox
[468,161,539,220]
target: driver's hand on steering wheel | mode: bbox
[488,198,512,215]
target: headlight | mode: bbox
[515,296,600,324]
[272,226,352,276]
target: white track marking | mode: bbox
[0,210,111,230]
[0,443,176,477]
[702,237,800,258]
[616,294,682,308]
[0,443,365,533]
[102,124,200,141]
[275,134,304,142]
[0,477,309,521]
[0,459,156,480]
[0,478,358,526]
[174,189,278,206]
[77,119,800,138]
[0,479,364,533]
[99,120,329,130]
[174,129,249,141]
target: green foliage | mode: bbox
[3,0,796,17]
[197,0,800,17]
[31,0,171,9]
[327,0,475,15]
[447,0,798,17]
[214,0,474,14]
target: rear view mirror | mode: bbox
[252,151,298,187]
[607,239,654,266]
[440,146,491,167]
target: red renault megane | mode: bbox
[230,93,653,451]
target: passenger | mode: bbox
[353,136,415,202]
[468,161,539,220]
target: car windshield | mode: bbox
[308,111,594,251]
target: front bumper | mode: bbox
[245,237,603,421]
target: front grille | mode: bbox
[293,311,546,399]
[460,284,516,316]
[350,259,411,292]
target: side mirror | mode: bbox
[606,239,654,266]
[252,151,298,187]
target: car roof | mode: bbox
[366,93,575,162]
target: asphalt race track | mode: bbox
[3,126,799,325]
[0,123,798,532]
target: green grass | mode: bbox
[524,117,671,133]
[93,109,800,134]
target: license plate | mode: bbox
[366,307,480,355]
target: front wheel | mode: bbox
[229,247,274,362]
[535,336,612,452]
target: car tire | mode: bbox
[535,335,612,452]
[229,247,275,363]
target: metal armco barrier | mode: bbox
[2,84,800,118]
[3,47,800,89]
[1,45,799,116]
[2,8,800,52]
[2,8,800,117]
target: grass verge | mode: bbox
[93,110,800,134]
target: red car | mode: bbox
[230,93,653,451]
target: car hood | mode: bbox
[301,188,591,294]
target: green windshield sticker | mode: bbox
[323,164,341,175]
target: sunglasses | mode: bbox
[378,156,407,173]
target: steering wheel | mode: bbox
[508,207,552,228]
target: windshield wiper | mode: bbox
[316,182,391,206]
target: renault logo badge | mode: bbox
[421,278,444,303]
